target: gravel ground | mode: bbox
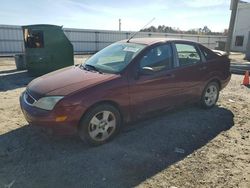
[0,57,249,188]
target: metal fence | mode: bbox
[0,24,227,55]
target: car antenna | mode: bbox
[127,17,155,43]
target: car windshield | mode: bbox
[82,42,146,74]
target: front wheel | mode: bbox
[78,104,121,146]
[200,82,219,109]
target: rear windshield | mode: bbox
[24,29,44,48]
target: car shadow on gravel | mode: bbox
[0,106,234,188]
[0,71,34,91]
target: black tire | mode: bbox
[200,81,219,109]
[78,104,122,146]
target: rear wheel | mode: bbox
[78,104,121,146]
[201,82,219,109]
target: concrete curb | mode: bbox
[230,61,250,75]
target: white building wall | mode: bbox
[231,2,250,52]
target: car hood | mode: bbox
[28,66,118,96]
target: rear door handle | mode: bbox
[199,66,207,71]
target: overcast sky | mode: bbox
[0,0,247,32]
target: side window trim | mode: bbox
[195,44,206,63]
[171,42,179,68]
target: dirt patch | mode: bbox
[0,58,16,72]
[0,58,249,188]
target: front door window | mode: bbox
[139,43,173,72]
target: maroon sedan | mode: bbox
[20,38,231,145]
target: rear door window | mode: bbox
[175,43,201,67]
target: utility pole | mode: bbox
[225,0,239,54]
[119,19,121,31]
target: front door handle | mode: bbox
[165,73,175,78]
[199,66,207,71]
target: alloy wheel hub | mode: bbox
[99,121,107,129]
[88,110,116,141]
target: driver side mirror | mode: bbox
[140,66,154,75]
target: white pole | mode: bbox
[225,0,239,54]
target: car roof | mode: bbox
[120,37,197,46]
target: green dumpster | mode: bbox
[14,54,26,70]
[22,24,74,76]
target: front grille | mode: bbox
[24,91,36,105]
[26,89,43,101]
[26,93,35,104]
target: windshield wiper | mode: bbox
[80,64,103,74]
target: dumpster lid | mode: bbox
[22,24,63,30]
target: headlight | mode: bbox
[33,96,64,110]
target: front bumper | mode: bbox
[19,92,79,135]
